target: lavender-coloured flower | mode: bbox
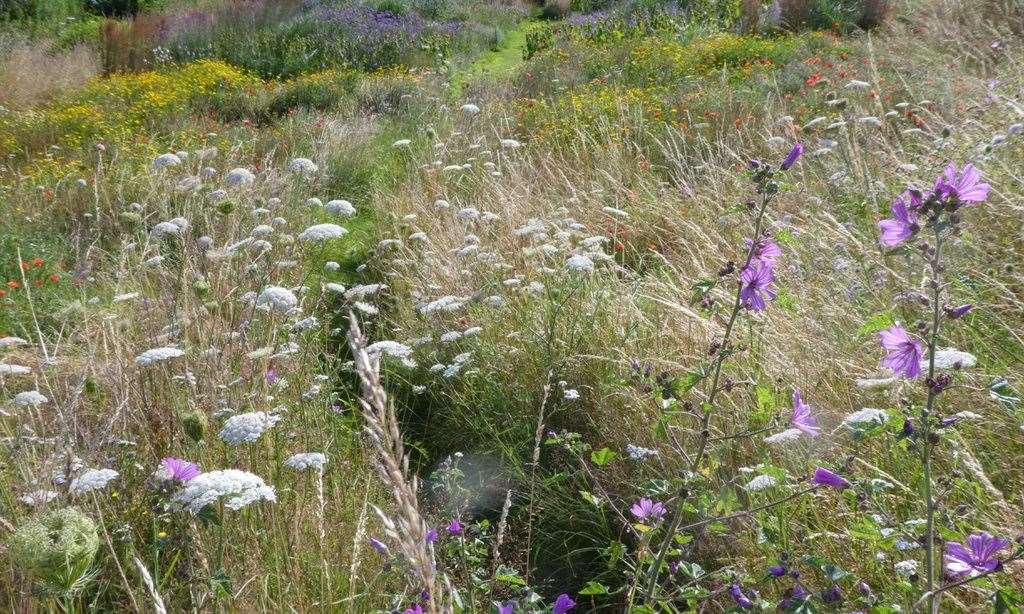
[812,467,851,490]
[552,594,576,614]
[878,193,919,247]
[944,532,1009,578]
[447,519,463,535]
[425,528,438,544]
[730,583,754,609]
[781,143,803,170]
[746,238,782,266]
[630,498,667,522]
[791,389,820,437]
[934,163,990,204]
[403,604,424,614]
[162,457,200,482]
[369,537,388,553]
[945,304,973,319]
[879,325,924,379]
[739,262,777,312]
[768,564,787,577]
[498,602,515,614]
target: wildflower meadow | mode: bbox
[1,0,1024,612]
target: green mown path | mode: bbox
[449,20,536,98]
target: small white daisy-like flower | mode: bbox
[70,468,119,494]
[842,408,889,428]
[135,347,185,367]
[256,286,299,313]
[225,167,256,187]
[218,411,282,445]
[745,475,779,492]
[171,469,276,514]
[283,452,328,472]
[152,153,182,170]
[764,428,803,445]
[13,390,48,407]
[287,157,318,175]
[325,199,356,217]
[298,223,347,242]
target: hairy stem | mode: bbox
[921,229,945,613]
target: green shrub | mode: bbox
[525,22,556,60]
[83,0,138,18]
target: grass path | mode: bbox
[449,20,535,98]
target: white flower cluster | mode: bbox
[152,153,182,170]
[70,468,119,494]
[283,452,328,472]
[171,469,276,514]
[19,490,59,506]
[894,559,919,578]
[0,364,31,375]
[225,167,256,187]
[626,444,658,461]
[764,428,803,445]
[135,347,185,367]
[842,407,889,428]
[928,348,977,370]
[0,336,29,347]
[745,475,779,492]
[288,157,318,175]
[13,390,48,407]
[218,411,282,445]
[299,223,347,242]
[325,199,356,217]
[256,286,298,313]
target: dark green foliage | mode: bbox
[84,0,139,18]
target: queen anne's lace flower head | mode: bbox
[283,452,328,472]
[256,286,298,313]
[298,223,347,242]
[0,364,32,375]
[171,469,276,514]
[218,411,281,445]
[325,199,356,217]
[135,347,185,367]
[152,153,182,170]
[287,158,318,175]
[225,167,256,187]
[13,390,48,407]
[70,468,119,495]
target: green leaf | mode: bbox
[669,371,703,397]
[993,587,1024,613]
[494,566,526,586]
[579,490,604,508]
[578,580,609,596]
[776,287,797,312]
[989,377,1021,409]
[590,447,619,467]
[858,310,895,336]
[210,569,232,599]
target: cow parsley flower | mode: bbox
[287,158,318,175]
[298,223,347,242]
[929,348,977,370]
[0,364,31,375]
[13,390,48,407]
[256,286,298,313]
[325,199,356,217]
[152,153,182,170]
[745,475,779,492]
[565,254,594,273]
[70,468,119,495]
[626,444,658,461]
[284,452,328,472]
[764,428,803,445]
[842,407,889,428]
[135,347,185,367]
[225,167,256,187]
[894,559,919,578]
[19,490,59,506]
[218,412,281,445]
[0,336,29,347]
[171,469,276,514]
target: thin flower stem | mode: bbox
[642,189,776,603]
[911,552,1023,612]
[921,228,945,613]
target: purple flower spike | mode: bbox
[879,325,924,379]
[630,498,667,522]
[425,528,438,544]
[162,457,200,482]
[739,262,777,312]
[944,532,1009,578]
[878,193,920,247]
[781,143,803,170]
[812,467,851,490]
[935,163,990,204]
[552,593,576,614]
[791,389,820,437]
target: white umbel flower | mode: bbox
[171,469,276,514]
[283,452,328,472]
[152,153,182,170]
[288,157,318,175]
[745,475,779,492]
[0,336,29,347]
[764,428,803,445]
[13,390,48,407]
[150,221,182,239]
[894,559,919,578]
[325,199,356,217]
[218,411,281,445]
[928,349,977,370]
[256,286,298,313]
[842,407,889,428]
[298,223,347,242]
[460,103,481,115]
[0,364,31,375]
[500,138,521,149]
[19,490,59,506]
[565,254,594,273]
[135,347,185,367]
[393,139,411,148]
[70,468,119,494]
[225,167,256,187]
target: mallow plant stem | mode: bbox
[921,229,944,613]
[642,189,775,603]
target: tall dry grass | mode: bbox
[0,36,99,109]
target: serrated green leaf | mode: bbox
[578,580,609,595]
[590,447,618,467]
[858,311,895,336]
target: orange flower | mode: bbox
[0,289,6,298]
[49,274,61,283]
[32,258,45,268]
[6,280,19,289]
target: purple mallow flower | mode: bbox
[879,325,924,379]
[945,304,973,319]
[730,584,754,609]
[812,467,851,490]
[552,593,576,614]
[934,163,990,204]
[791,389,820,437]
[739,262,777,312]
[369,537,388,553]
[781,143,803,170]
[630,498,667,522]
[768,564,787,577]
[746,238,782,266]
[403,604,424,614]
[162,457,200,482]
[498,602,516,614]
[944,532,1009,578]
[447,519,463,535]
[878,193,920,247]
